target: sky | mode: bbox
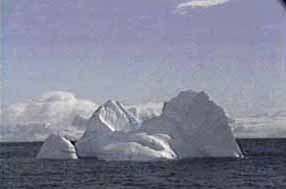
[2,0,286,115]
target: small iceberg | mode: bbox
[36,134,78,159]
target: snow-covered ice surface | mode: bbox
[76,100,176,160]
[93,132,177,161]
[88,100,141,132]
[76,100,140,158]
[0,91,97,141]
[76,90,242,161]
[36,134,78,159]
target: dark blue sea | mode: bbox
[1,139,286,189]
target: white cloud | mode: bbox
[176,0,230,14]
[0,91,98,141]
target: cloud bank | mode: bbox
[0,91,98,141]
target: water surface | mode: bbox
[1,139,286,189]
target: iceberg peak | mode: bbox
[88,100,140,133]
[104,99,119,107]
[76,100,142,158]
[36,134,78,159]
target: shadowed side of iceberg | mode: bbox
[142,90,243,158]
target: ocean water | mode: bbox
[1,139,286,189]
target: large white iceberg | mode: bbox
[142,90,243,158]
[76,90,242,161]
[36,134,78,159]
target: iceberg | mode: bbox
[36,134,78,159]
[142,90,243,158]
[76,90,242,161]
[76,100,176,160]
[76,100,141,157]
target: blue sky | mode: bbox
[2,0,286,115]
